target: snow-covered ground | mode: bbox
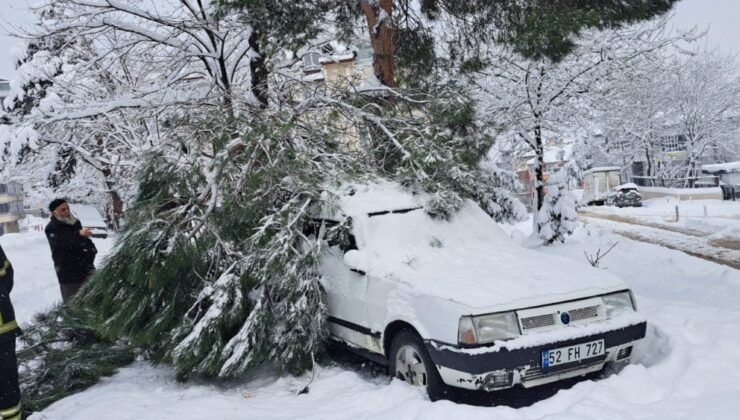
[582,197,740,241]
[579,198,740,269]
[2,206,740,420]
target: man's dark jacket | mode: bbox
[0,245,20,342]
[45,217,97,284]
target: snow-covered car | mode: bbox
[69,203,109,238]
[606,183,642,208]
[311,181,647,400]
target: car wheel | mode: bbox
[388,329,447,401]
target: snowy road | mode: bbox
[3,217,740,419]
[580,213,740,269]
[580,199,740,270]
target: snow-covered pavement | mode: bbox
[581,198,740,241]
[580,198,740,269]
[2,215,740,419]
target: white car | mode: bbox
[312,181,646,400]
[69,203,109,238]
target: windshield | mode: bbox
[361,202,508,256]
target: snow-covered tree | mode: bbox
[665,50,740,183]
[537,169,578,244]
[1,0,262,224]
[590,46,740,185]
[479,18,688,240]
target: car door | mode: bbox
[313,219,371,349]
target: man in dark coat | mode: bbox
[45,198,97,303]
[0,245,22,420]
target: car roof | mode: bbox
[614,183,639,190]
[69,203,107,228]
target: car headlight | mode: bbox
[602,290,636,319]
[458,312,520,345]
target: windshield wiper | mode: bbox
[367,207,423,218]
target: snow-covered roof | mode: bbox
[319,52,356,64]
[524,142,573,166]
[583,166,621,174]
[356,73,389,96]
[701,161,740,174]
[69,203,107,229]
[302,71,325,82]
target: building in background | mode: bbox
[702,161,740,200]
[0,78,10,111]
[512,141,573,209]
[0,181,25,235]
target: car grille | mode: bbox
[523,359,605,382]
[518,299,605,333]
[521,314,556,331]
[569,305,600,321]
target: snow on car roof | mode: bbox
[69,203,107,229]
[334,180,425,217]
[355,198,625,311]
[614,183,639,190]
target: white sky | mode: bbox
[0,0,739,80]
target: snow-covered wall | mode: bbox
[639,186,722,200]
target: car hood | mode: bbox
[357,203,626,312]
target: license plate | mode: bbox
[542,339,605,368]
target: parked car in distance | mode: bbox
[311,180,647,401]
[68,203,109,238]
[607,183,642,208]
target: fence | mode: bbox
[631,175,719,189]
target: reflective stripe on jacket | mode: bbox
[0,401,21,420]
[0,249,20,339]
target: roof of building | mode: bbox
[701,161,740,174]
[583,166,621,174]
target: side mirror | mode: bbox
[343,250,368,275]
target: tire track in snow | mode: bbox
[580,215,740,270]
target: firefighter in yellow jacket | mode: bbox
[0,245,21,420]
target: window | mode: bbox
[303,53,321,72]
[304,218,358,252]
[661,135,687,152]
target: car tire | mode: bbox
[388,329,448,401]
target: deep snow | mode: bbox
[1,201,739,419]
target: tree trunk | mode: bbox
[644,147,652,178]
[106,185,124,231]
[249,28,269,108]
[360,0,396,88]
[534,124,545,212]
[685,156,697,188]
[100,164,124,230]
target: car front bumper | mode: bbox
[425,322,647,391]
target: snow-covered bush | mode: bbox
[537,170,578,245]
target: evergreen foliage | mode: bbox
[352,83,526,221]
[430,0,679,63]
[67,80,525,382]
[75,106,349,378]
[17,306,135,416]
